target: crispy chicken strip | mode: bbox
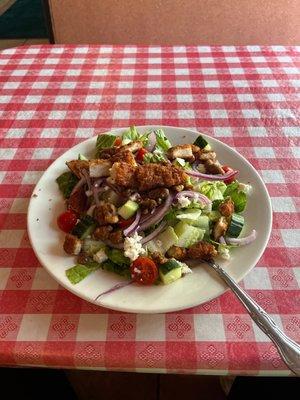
[135,164,187,191]
[66,160,89,178]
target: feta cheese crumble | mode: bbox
[177,195,191,208]
[180,262,193,275]
[218,245,231,260]
[93,249,108,263]
[124,232,146,262]
[238,183,252,195]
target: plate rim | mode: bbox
[27,125,272,313]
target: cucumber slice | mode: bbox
[159,260,182,284]
[227,213,244,237]
[72,215,97,239]
[118,200,139,219]
[174,221,205,248]
[146,227,178,255]
[194,135,212,150]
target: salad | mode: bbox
[56,127,256,287]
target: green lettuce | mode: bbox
[196,181,227,201]
[122,126,139,144]
[66,262,100,284]
[96,134,117,155]
[56,171,79,199]
[224,181,247,213]
[154,129,172,152]
[101,259,131,278]
[105,248,130,266]
[143,151,167,164]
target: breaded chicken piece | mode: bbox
[66,160,89,178]
[187,241,217,260]
[89,159,112,178]
[167,246,187,260]
[111,150,137,167]
[63,234,82,255]
[219,198,234,217]
[213,216,228,240]
[67,186,87,215]
[109,161,136,188]
[98,141,142,159]
[167,144,194,161]
[135,164,187,192]
[205,159,224,175]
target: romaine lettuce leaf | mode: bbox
[196,181,227,201]
[224,181,247,213]
[96,134,117,155]
[122,126,139,144]
[66,262,100,284]
[154,129,172,151]
[56,171,79,199]
[143,151,166,163]
[105,248,130,266]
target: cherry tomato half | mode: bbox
[57,210,77,233]
[118,216,135,229]
[222,165,237,184]
[135,148,148,163]
[130,257,158,285]
[114,137,122,146]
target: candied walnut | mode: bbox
[77,251,92,265]
[199,151,216,162]
[219,198,234,217]
[187,241,217,260]
[167,246,187,261]
[139,198,157,213]
[63,234,82,255]
[93,201,119,225]
[151,251,169,265]
[93,225,113,240]
[109,229,123,244]
[205,159,224,175]
[173,184,184,192]
[67,186,87,215]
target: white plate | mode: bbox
[27,126,272,313]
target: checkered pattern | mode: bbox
[0,45,299,375]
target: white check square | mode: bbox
[222,46,236,52]
[232,80,249,88]
[207,94,224,102]
[24,95,42,104]
[147,81,162,88]
[202,68,217,75]
[281,229,300,248]
[243,267,272,289]
[261,170,284,183]
[293,268,300,287]
[76,315,108,341]
[283,127,300,137]
[17,315,52,341]
[66,69,81,76]
[136,315,166,341]
[0,148,17,159]
[113,110,130,119]
[75,128,94,137]
[251,56,266,62]
[74,47,89,53]
[210,109,228,119]
[61,82,77,89]
[146,95,162,103]
[237,94,254,102]
[146,110,162,119]
[199,57,214,63]
[89,82,105,89]
[176,94,193,102]
[283,67,299,74]
[290,80,300,88]
[275,109,295,119]
[22,171,43,184]
[261,80,279,87]
[3,82,20,89]
[248,127,267,137]
[31,268,59,290]
[81,110,98,119]
[214,127,232,137]
[291,147,300,158]
[41,128,60,138]
[148,47,161,53]
[19,58,34,65]
[32,148,53,159]
[11,70,27,76]
[116,95,132,103]
[252,315,283,342]
[5,128,26,138]
[174,57,187,64]
[48,110,67,119]
[32,82,48,89]
[55,95,72,103]
[147,69,162,75]
[85,95,101,103]
[175,81,191,88]
[271,197,296,212]
[178,109,195,119]
[122,58,136,64]
[39,69,54,76]
[118,81,134,89]
[148,58,162,64]
[197,46,211,53]
[254,147,275,158]
[226,57,240,63]
[267,93,286,102]
[204,81,220,88]
[45,58,60,64]
[194,314,226,341]
[256,67,272,74]
[175,68,189,75]
[95,58,110,64]
[242,109,261,118]
[16,111,36,120]
[229,68,244,75]
[0,95,12,103]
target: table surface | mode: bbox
[0,45,299,375]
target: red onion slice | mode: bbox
[138,195,173,232]
[123,209,141,236]
[70,177,85,196]
[226,229,257,246]
[145,131,156,152]
[95,280,133,301]
[219,236,226,245]
[186,169,238,181]
[140,221,167,244]
[175,190,211,205]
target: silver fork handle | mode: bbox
[207,260,300,376]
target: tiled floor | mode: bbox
[0,37,49,49]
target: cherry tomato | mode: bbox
[222,165,237,184]
[135,148,148,163]
[114,137,122,146]
[118,216,135,229]
[130,257,158,285]
[57,210,77,233]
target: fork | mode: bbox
[205,259,300,376]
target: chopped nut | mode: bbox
[213,217,228,240]
[187,241,217,260]
[93,225,113,240]
[205,159,224,175]
[109,229,124,244]
[151,251,169,265]
[93,201,119,225]
[199,151,216,162]
[219,198,234,217]
[167,246,187,260]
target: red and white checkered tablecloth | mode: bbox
[0,45,299,375]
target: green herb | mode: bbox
[106,248,130,266]
[101,259,131,278]
[66,262,100,284]
[56,172,79,199]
